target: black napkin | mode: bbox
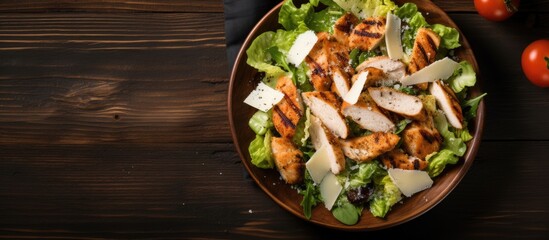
[224,0,279,70]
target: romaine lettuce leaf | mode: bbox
[293,61,314,91]
[434,111,467,157]
[246,25,307,83]
[370,175,402,218]
[426,149,459,177]
[279,0,314,31]
[431,24,461,50]
[248,111,273,135]
[394,119,412,135]
[248,130,274,169]
[292,107,312,146]
[308,6,344,33]
[349,161,383,188]
[447,61,477,93]
[334,0,396,19]
[394,3,428,55]
[246,32,286,80]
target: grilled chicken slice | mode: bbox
[272,75,303,139]
[430,80,464,129]
[356,56,406,84]
[333,13,360,46]
[341,132,400,162]
[351,67,389,87]
[305,32,332,91]
[302,91,349,139]
[380,149,428,170]
[271,137,304,184]
[368,87,426,121]
[401,119,442,160]
[327,39,354,98]
[408,28,441,90]
[349,17,387,51]
[341,92,395,133]
[309,115,345,174]
[330,66,352,98]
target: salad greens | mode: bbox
[244,0,485,225]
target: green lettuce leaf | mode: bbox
[447,61,477,93]
[248,130,274,169]
[455,127,473,142]
[308,6,344,33]
[462,93,487,121]
[279,0,314,31]
[348,161,384,188]
[394,119,412,135]
[431,24,461,50]
[266,46,291,72]
[246,24,308,84]
[248,111,273,135]
[292,108,312,146]
[246,32,286,80]
[293,62,315,91]
[426,149,459,177]
[332,201,361,225]
[434,111,466,157]
[299,171,322,219]
[370,174,402,218]
[334,0,396,19]
[395,3,428,55]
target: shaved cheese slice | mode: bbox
[319,172,343,210]
[385,13,404,60]
[287,30,318,66]
[243,82,284,112]
[400,57,460,86]
[388,168,433,197]
[305,145,331,184]
[343,71,368,105]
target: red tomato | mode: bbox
[521,39,549,88]
[474,0,520,21]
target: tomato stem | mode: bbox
[504,0,518,13]
[545,56,549,69]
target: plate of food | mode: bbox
[228,0,485,230]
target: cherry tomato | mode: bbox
[474,0,520,21]
[521,39,549,88]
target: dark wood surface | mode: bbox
[0,0,547,239]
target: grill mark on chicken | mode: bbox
[307,56,326,76]
[335,16,355,34]
[283,94,303,118]
[419,129,437,144]
[273,105,296,129]
[362,19,383,26]
[413,159,420,170]
[425,35,438,54]
[334,52,349,66]
[417,43,429,65]
[353,29,382,38]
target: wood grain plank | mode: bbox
[0,141,547,239]
[0,13,230,144]
[0,0,547,13]
[0,0,223,13]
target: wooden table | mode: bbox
[1,0,547,239]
